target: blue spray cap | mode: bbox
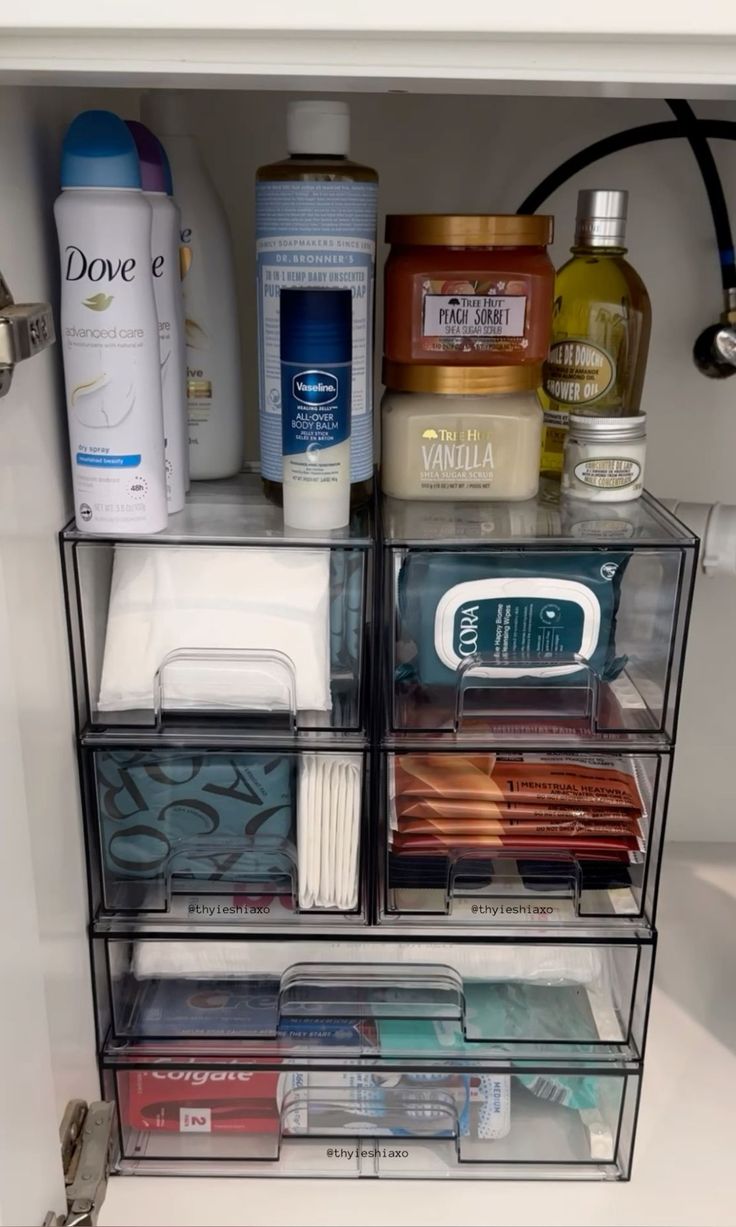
[61,110,142,190]
[280,288,352,365]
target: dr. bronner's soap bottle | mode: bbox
[256,100,378,506]
[541,189,651,478]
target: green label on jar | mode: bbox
[573,457,641,489]
[544,340,615,405]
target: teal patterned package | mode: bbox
[330,551,364,668]
[96,750,294,890]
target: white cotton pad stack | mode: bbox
[97,546,332,714]
[297,754,362,911]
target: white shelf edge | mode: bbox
[3,32,736,94]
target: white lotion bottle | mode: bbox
[54,110,168,535]
[126,120,188,511]
[280,288,351,530]
[142,92,244,479]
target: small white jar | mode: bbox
[562,413,646,503]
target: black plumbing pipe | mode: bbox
[666,100,736,290]
[518,118,736,292]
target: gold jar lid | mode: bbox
[383,360,543,395]
[385,213,554,247]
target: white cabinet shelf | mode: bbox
[3,3,736,93]
[7,0,736,33]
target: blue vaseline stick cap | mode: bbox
[280,288,352,366]
[61,110,142,190]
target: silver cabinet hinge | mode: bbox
[44,1099,116,1227]
[0,269,55,398]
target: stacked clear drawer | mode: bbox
[96,934,651,1178]
[62,477,697,1180]
[63,475,373,929]
[369,488,693,1179]
[378,490,696,934]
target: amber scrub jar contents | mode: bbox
[384,214,554,366]
[381,363,542,502]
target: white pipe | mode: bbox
[662,499,736,577]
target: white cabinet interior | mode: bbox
[1,66,735,1224]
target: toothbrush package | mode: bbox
[278,1071,507,1140]
[377,1010,601,1115]
[120,1064,591,1145]
[121,1068,510,1142]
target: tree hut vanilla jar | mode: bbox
[384,214,554,367]
[381,363,543,501]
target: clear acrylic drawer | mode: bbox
[83,742,368,925]
[379,748,669,929]
[61,475,373,735]
[96,935,654,1062]
[382,487,697,746]
[104,1057,641,1179]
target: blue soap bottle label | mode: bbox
[256,179,377,483]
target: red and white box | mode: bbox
[121,1069,281,1135]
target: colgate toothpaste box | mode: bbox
[121,1067,499,1141]
[122,1069,280,1134]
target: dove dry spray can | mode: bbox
[54,110,168,534]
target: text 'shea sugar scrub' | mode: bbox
[383,214,554,368]
[381,364,542,501]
